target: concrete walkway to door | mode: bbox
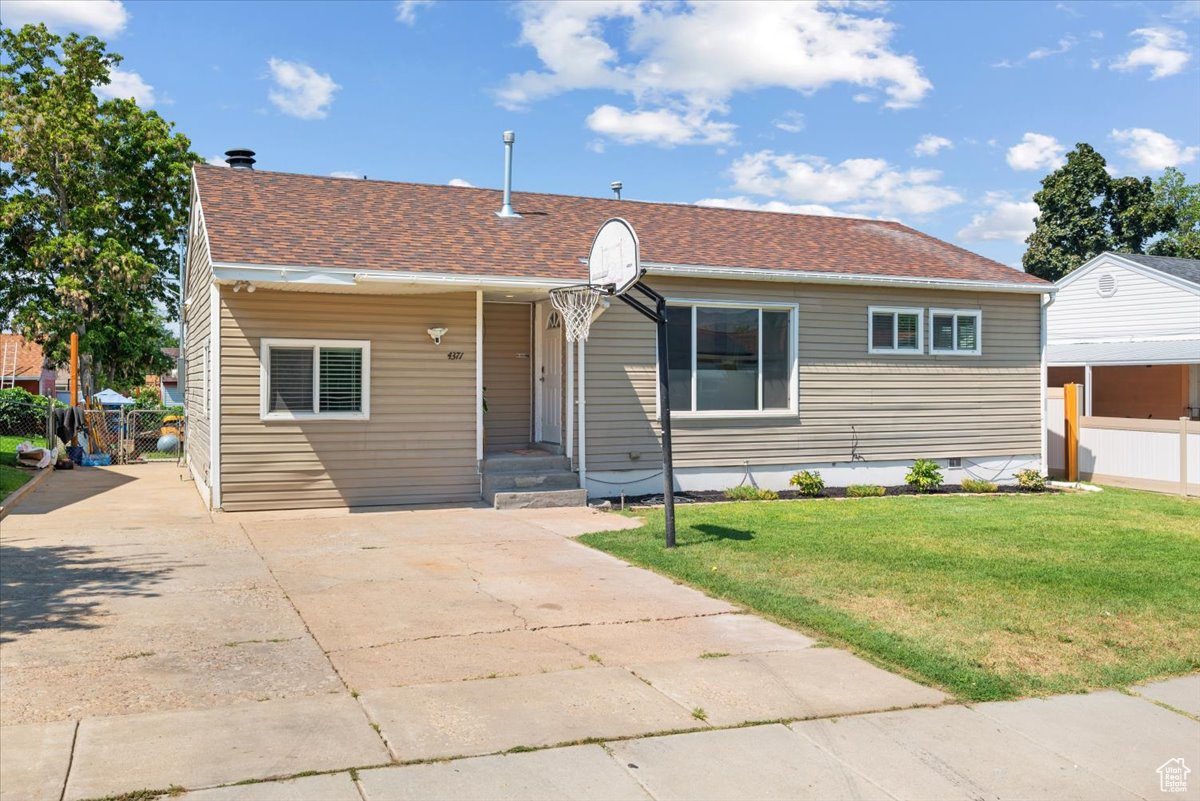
[2,465,1197,801]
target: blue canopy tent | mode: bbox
[92,388,135,407]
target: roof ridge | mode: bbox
[192,163,893,226]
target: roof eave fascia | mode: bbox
[641,261,1053,294]
[210,261,578,291]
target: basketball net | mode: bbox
[548,285,604,342]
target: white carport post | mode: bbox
[578,338,587,497]
[565,333,574,463]
[1084,363,1093,416]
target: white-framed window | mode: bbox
[259,338,370,420]
[929,309,982,355]
[661,301,798,417]
[868,307,924,355]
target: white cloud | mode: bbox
[206,154,230,167]
[1006,132,1066,171]
[267,58,340,120]
[447,178,474,187]
[774,111,806,134]
[957,192,1039,243]
[395,0,433,25]
[499,1,931,147]
[330,171,362,179]
[695,196,841,217]
[585,105,735,146]
[1029,34,1077,60]
[1111,27,1191,79]
[913,134,953,157]
[4,0,128,37]
[95,68,154,106]
[727,150,962,217]
[1110,127,1199,170]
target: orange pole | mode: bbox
[1064,382,1079,482]
[70,332,80,446]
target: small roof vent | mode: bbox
[225,148,256,170]
[1097,273,1117,298]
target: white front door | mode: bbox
[540,309,563,444]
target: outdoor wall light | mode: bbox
[427,327,448,346]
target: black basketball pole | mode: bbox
[616,279,676,548]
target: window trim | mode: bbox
[259,338,371,421]
[928,308,982,356]
[867,306,925,355]
[659,298,799,420]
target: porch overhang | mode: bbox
[1046,339,1200,366]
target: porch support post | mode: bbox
[476,290,483,462]
[1084,363,1093,417]
[566,329,574,464]
[578,338,586,497]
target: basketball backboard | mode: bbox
[588,218,639,295]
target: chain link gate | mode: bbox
[124,409,185,463]
[79,408,184,464]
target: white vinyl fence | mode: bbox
[1046,386,1199,495]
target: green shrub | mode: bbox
[905,459,944,493]
[960,477,999,493]
[846,484,885,497]
[724,485,779,501]
[789,469,825,497]
[1013,468,1047,492]
[0,387,56,437]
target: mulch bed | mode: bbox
[599,484,1055,509]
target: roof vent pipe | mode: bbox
[225,148,256,169]
[496,131,521,218]
[610,181,623,200]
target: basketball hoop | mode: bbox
[549,284,604,343]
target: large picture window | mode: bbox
[260,338,370,420]
[663,303,797,416]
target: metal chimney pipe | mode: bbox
[610,181,623,200]
[225,148,256,169]
[496,131,521,218]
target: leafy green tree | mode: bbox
[1,24,197,394]
[1149,167,1200,259]
[1022,143,1175,281]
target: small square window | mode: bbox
[929,310,982,355]
[868,308,924,354]
[261,339,370,419]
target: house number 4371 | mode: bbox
[446,351,465,360]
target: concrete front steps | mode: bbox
[482,450,587,509]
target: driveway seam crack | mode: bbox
[57,718,79,801]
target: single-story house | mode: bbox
[1046,252,1200,420]
[183,154,1052,512]
[1,333,51,396]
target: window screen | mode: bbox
[319,348,363,412]
[696,307,759,411]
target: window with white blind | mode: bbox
[662,301,798,417]
[929,309,982,355]
[868,307,924,355]
[259,339,370,420]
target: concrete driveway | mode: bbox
[2,465,1197,801]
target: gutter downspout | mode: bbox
[1040,291,1056,476]
[476,290,484,468]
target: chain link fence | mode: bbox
[79,407,184,464]
[0,391,57,483]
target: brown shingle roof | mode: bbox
[0,333,45,377]
[194,165,1047,287]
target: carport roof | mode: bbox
[1046,339,1200,365]
[193,165,1049,289]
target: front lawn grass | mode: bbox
[580,488,1200,701]
[0,434,48,498]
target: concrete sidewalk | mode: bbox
[2,466,1197,800]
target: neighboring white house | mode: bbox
[1046,252,1200,420]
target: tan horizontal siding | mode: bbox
[184,190,212,493]
[483,303,532,450]
[584,277,1042,471]
[218,288,479,511]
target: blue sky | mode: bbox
[8,0,1200,267]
